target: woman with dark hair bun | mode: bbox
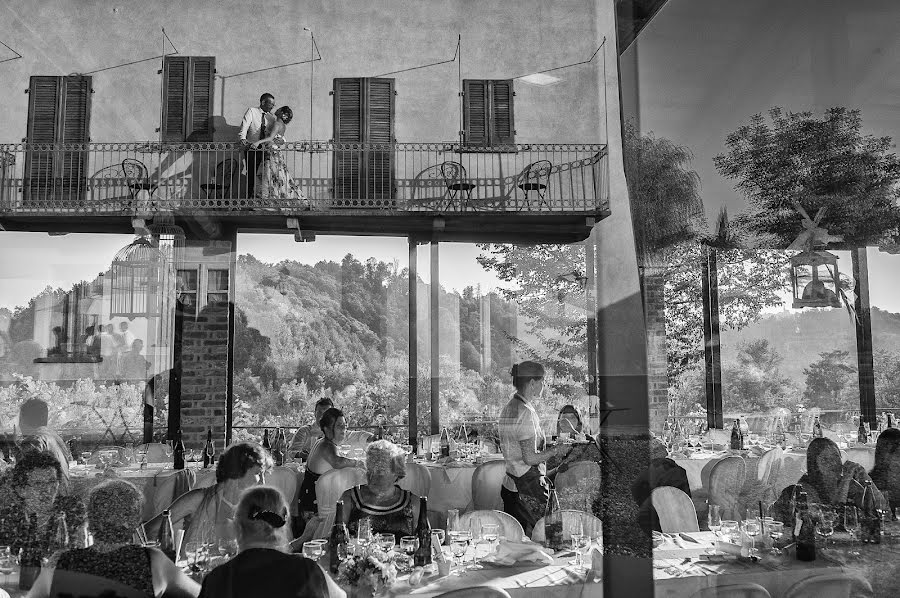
[869,427,900,511]
[297,408,365,526]
[498,361,570,535]
[250,105,309,206]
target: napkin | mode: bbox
[714,541,743,556]
[589,546,603,575]
[482,539,554,566]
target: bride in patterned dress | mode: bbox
[250,105,310,208]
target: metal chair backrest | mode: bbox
[440,161,467,186]
[121,158,148,186]
[458,509,525,542]
[471,460,507,511]
[693,582,772,598]
[651,486,700,533]
[708,456,746,520]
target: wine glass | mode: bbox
[720,520,739,544]
[164,441,174,458]
[481,523,499,556]
[357,517,373,550]
[743,519,760,557]
[816,511,835,550]
[446,509,460,534]
[303,541,324,562]
[568,520,585,566]
[844,505,860,556]
[400,536,419,571]
[205,440,215,463]
[708,505,722,539]
[431,528,446,547]
[377,533,395,556]
[0,546,14,586]
[767,521,784,555]
[450,533,469,576]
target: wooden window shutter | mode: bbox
[161,56,215,141]
[490,80,515,146]
[25,75,91,203]
[463,80,488,147]
[332,77,395,201]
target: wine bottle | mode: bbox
[18,513,40,590]
[173,429,185,470]
[329,501,349,574]
[413,496,432,567]
[203,429,214,468]
[271,427,285,467]
[158,509,177,561]
[858,420,868,445]
[440,428,450,459]
[812,416,823,439]
[861,480,882,544]
[774,418,786,448]
[795,491,816,561]
[730,419,741,450]
[262,428,271,451]
[544,485,563,551]
[49,512,69,554]
[887,412,895,429]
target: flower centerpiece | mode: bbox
[337,551,398,598]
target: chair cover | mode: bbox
[844,447,875,471]
[708,456,746,520]
[398,462,431,498]
[138,443,170,463]
[312,467,367,538]
[472,460,507,511]
[345,430,374,449]
[783,573,872,598]
[267,466,301,515]
[435,587,512,598]
[531,509,603,543]
[757,447,784,485]
[458,509,525,542]
[651,486,700,533]
[694,582,772,598]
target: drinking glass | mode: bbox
[767,521,784,555]
[720,520,739,544]
[400,536,418,571]
[303,541,324,562]
[184,541,202,570]
[217,537,238,559]
[743,519,760,557]
[431,528,446,546]
[377,533,395,556]
[844,505,860,556]
[708,505,722,538]
[450,534,469,576]
[447,509,460,534]
[0,546,14,586]
[357,517,373,549]
[164,441,174,458]
[481,523,500,556]
[816,511,835,550]
[568,520,585,566]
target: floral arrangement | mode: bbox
[336,551,398,597]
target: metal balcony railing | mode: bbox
[0,141,609,215]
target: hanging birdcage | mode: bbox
[110,236,163,318]
[791,250,842,309]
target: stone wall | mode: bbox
[641,265,668,433]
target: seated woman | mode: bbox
[29,479,199,598]
[630,437,691,533]
[339,440,421,543]
[774,437,883,523]
[0,451,85,553]
[144,442,273,556]
[297,408,365,526]
[199,485,343,598]
[869,427,900,511]
[546,405,601,480]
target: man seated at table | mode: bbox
[18,397,73,466]
[289,397,334,461]
[144,442,274,557]
[631,437,691,533]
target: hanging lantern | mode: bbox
[110,236,164,319]
[791,250,842,309]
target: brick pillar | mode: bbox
[640,264,669,434]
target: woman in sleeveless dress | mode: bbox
[339,440,421,543]
[29,479,198,598]
[297,408,365,527]
[250,105,309,207]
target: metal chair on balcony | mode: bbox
[200,158,239,202]
[515,159,552,210]
[441,161,477,205]
[122,158,158,210]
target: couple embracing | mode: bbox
[238,92,309,206]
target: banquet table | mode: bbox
[421,455,505,513]
[654,530,891,597]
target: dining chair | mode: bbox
[312,466,367,538]
[651,486,700,533]
[531,509,602,543]
[122,158,158,209]
[555,460,601,492]
[471,460,507,511]
[398,461,431,498]
[345,430,374,449]
[783,573,872,598]
[756,446,783,485]
[435,587,512,598]
[844,447,875,471]
[199,158,239,200]
[708,456,746,520]
[692,582,771,598]
[266,466,301,516]
[515,160,552,209]
[440,161,477,202]
[142,485,206,543]
[458,509,525,542]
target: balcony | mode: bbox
[0,141,609,241]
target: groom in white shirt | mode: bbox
[239,92,276,199]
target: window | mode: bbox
[176,268,198,317]
[207,269,229,304]
[462,79,515,148]
[177,266,229,317]
[161,56,215,142]
[332,77,395,201]
[24,75,92,202]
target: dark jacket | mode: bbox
[198,548,328,598]
[631,457,692,533]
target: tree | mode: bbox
[873,349,900,409]
[723,339,798,413]
[714,107,900,249]
[802,349,858,410]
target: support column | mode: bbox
[408,236,418,447]
[852,248,876,425]
[701,244,723,429]
[430,241,440,434]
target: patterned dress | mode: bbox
[347,486,415,543]
[256,135,309,206]
[53,545,154,597]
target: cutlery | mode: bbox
[678,533,701,544]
